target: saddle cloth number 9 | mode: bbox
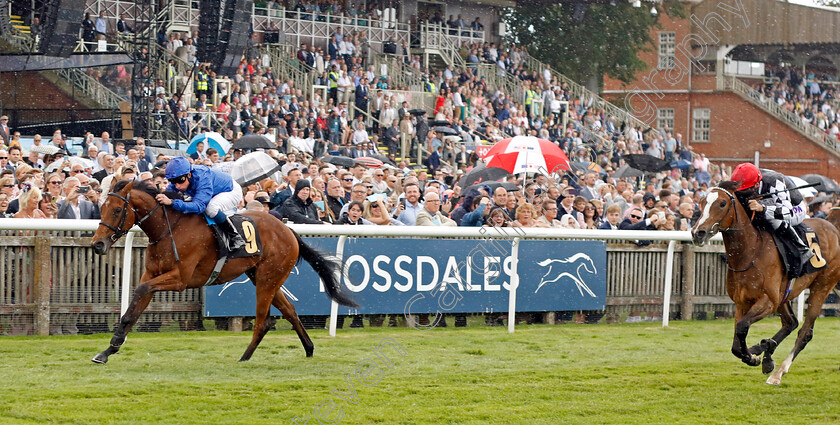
[241,221,258,254]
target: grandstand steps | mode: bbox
[411,48,451,72]
[10,14,30,34]
[9,14,30,34]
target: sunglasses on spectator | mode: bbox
[72,169,85,174]
[365,185,373,189]
[631,214,643,219]
[0,157,7,159]
[49,181,61,185]
[3,184,14,188]
[370,203,380,209]
[343,178,353,182]
[170,175,189,184]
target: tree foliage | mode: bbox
[503,1,685,88]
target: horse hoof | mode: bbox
[766,376,781,386]
[92,352,109,364]
[746,354,761,367]
[762,357,775,375]
[306,351,314,358]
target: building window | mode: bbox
[657,108,674,131]
[658,32,676,69]
[693,108,711,143]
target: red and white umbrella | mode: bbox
[355,156,384,168]
[484,136,571,175]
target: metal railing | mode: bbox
[520,52,655,139]
[476,63,522,103]
[373,53,424,91]
[417,22,485,49]
[417,23,466,70]
[720,75,839,153]
[263,44,318,100]
[252,7,409,52]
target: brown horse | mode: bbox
[90,179,357,363]
[691,182,840,385]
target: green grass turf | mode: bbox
[2,318,840,425]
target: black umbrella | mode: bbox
[232,135,275,150]
[408,108,427,116]
[457,164,510,188]
[611,164,645,179]
[622,154,671,173]
[800,174,840,193]
[433,126,459,136]
[465,181,520,194]
[322,155,356,168]
[429,120,452,127]
[809,195,832,207]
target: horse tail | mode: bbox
[292,229,359,308]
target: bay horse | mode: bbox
[90,179,357,363]
[691,181,840,385]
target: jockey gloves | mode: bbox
[732,163,762,191]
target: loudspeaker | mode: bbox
[40,0,85,57]
[197,0,223,63]
[217,0,252,76]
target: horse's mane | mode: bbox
[717,180,739,192]
[113,179,183,200]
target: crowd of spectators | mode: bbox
[755,65,840,141]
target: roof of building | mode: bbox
[691,0,840,46]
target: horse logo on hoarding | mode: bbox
[535,253,597,297]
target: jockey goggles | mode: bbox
[170,174,189,184]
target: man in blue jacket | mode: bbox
[155,156,245,250]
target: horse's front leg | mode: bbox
[732,297,775,367]
[92,269,183,364]
[746,302,798,374]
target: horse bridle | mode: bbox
[711,188,762,273]
[98,190,161,243]
[708,188,737,235]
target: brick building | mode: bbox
[601,0,840,180]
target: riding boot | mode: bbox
[782,224,813,272]
[219,217,246,251]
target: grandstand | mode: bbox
[0,0,653,169]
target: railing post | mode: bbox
[507,237,521,334]
[121,232,135,316]
[33,235,51,335]
[662,240,677,327]
[680,242,695,321]
[329,235,348,337]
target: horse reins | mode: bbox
[714,188,760,273]
[98,190,181,262]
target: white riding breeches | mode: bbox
[205,181,242,219]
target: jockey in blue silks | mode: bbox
[155,156,245,250]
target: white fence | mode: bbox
[0,219,783,338]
